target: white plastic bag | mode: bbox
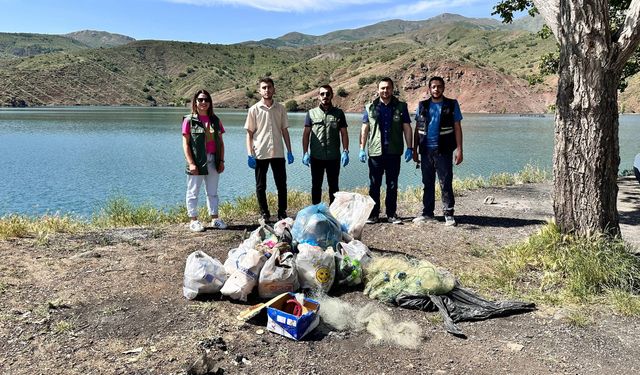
[338,240,374,268]
[220,248,267,301]
[224,227,264,275]
[183,251,227,300]
[273,217,294,237]
[329,192,375,240]
[258,248,299,298]
[296,243,335,293]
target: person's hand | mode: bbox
[454,149,463,165]
[404,148,413,162]
[341,150,349,167]
[247,155,256,169]
[302,152,310,167]
[359,149,367,163]
[217,161,225,174]
[188,163,198,175]
[287,151,294,164]
[412,149,419,163]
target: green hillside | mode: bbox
[0,19,556,109]
[64,30,135,48]
[0,14,637,112]
[243,13,510,48]
[0,33,89,58]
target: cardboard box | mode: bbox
[266,293,320,341]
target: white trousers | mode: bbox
[186,154,220,218]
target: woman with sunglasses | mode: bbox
[182,89,227,232]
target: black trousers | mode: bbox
[368,154,401,218]
[310,157,340,205]
[255,158,287,218]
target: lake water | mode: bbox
[1,107,638,217]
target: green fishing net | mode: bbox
[363,256,456,303]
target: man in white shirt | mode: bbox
[245,77,294,221]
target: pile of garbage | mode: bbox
[182,191,535,338]
[183,192,375,302]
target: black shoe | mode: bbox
[365,216,378,224]
[387,216,402,224]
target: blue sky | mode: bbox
[0,0,503,44]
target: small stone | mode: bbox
[256,329,264,335]
[506,342,524,352]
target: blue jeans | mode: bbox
[368,154,401,218]
[420,149,455,216]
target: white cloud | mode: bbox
[382,0,484,19]
[167,0,389,12]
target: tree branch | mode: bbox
[532,0,560,42]
[613,0,640,71]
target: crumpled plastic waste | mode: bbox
[364,256,535,337]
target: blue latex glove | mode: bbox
[287,151,294,164]
[247,155,256,169]
[302,152,310,167]
[359,149,367,163]
[404,148,413,162]
[341,150,349,167]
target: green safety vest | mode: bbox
[365,97,407,157]
[185,114,222,175]
[308,106,344,160]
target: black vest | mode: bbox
[416,97,457,154]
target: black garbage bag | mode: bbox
[396,283,536,338]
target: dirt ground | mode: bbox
[1,178,639,375]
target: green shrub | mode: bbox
[284,100,298,112]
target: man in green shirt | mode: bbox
[302,85,350,204]
[359,77,413,224]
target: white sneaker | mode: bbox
[444,215,457,227]
[412,215,435,223]
[189,220,205,232]
[211,218,227,229]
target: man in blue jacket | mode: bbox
[412,76,464,226]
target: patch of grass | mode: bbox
[483,221,640,313]
[53,320,74,334]
[0,214,83,240]
[424,313,443,325]
[488,172,516,186]
[92,196,185,227]
[564,308,593,328]
[0,215,30,239]
[517,164,549,183]
[609,290,640,316]
[468,245,490,258]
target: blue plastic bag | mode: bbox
[291,203,342,250]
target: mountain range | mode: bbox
[0,13,638,113]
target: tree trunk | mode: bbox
[553,0,621,236]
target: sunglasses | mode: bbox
[196,98,210,103]
[319,92,332,97]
